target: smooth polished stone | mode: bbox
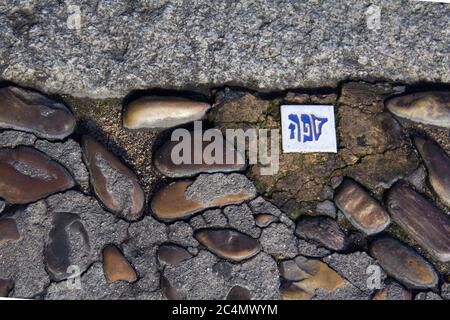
[334,179,390,235]
[0,86,76,140]
[254,214,277,228]
[195,229,261,262]
[386,182,450,262]
[386,91,450,128]
[0,218,20,246]
[369,237,439,290]
[123,96,210,129]
[82,136,145,221]
[226,285,251,300]
[154,130,245,178]
[0,147,75,204]
[414,137,450,207]
[158,244,192,266]
[0,278,14,297]
[295,216,348,252]
[102,244,137,283]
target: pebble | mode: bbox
[102,244,137,283]
[158,244,193,266]
[195,229,261,262]
[295,216,348,252]
[0,146,75,204]
[0,278,14,297]
[386,182,450,262]
[254,214,278,228]
[123,96,210,129]
[315,200,337,218]
[334,179,390,235]
[226,286,252,300]
[151,173,256,221]
[414,137,450,207]
[249,197,282,217]
[82,136,145,221]
[0,218,20,245]
[0,86,76,140]
[386,91,450,128]
[369,237,439,290]
[154,129,245,177]
[279,259,309,281]
[161,275,181,300]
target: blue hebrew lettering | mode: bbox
[311,115,328,141]
[300,114,313,142]
[288,114,301,142]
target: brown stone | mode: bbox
[82,136,145,221]
[386,182,450,262]
[279,260,309,281]
[334,179,391,235]
[254,214,277,228]
[154,129,246,178]
[0,86,76,140]
[123,96,210,129]
[226,285,251,300]
[369,237,439,290]
[195,229,261,262]
[281,258,348,300]
[161,275,181,300]
[102,244,137,283]
[0,218,20,245]
[0,146,75,204]
[386,91,450,128]
[151,176,255,221]
[414,137,450,207]
[158,244,192,266]
[0,278,14,297]
[295,216,348,251]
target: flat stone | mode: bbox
[369,237,439,290]
[334,179,391,235]
[0,218,20,245]
[163,250,279,299]
[297,239,331,258]
[414,137,450,207]
[259,223,298,259]
[279,259,309,281]
[0,130,36,148]
[254,214,278,228]
[323,252,387,295]
[154,129,245,178]
[195,229,261,262]
[0,86,76,140]
[161,275,182,300]
[281,257,365,300]
[372,281,412,300]
[223,204,260,238]
[123,96,210,129]
[189,209,228,230]
[0,278,14,297]
[151,173,256,221]
[226,285,251,300]
[386,91,450,128]
[295,216,348,252]
[102,244,137,284]
[0,146,75,204]
[82,135,145,221]
[35,139,89,189]
[158,244,192,266]
[315,200,337,219]
[386,182,450,262]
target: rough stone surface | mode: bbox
[163,250,279,300]
[415,291,443,300]
[249,197,282,217]
[441,283,450,300]
[223,204,260,238]
[0,130,36,148]
[315,200,337,219]
[259,223,298,260]
[297,239,331,258]
[323,252,387,295]
[168,221,199,248]
[373,281,412,300]
[0,1,448,98]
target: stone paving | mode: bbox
[0,82,449,300]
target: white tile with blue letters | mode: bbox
[281,104,337,153]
